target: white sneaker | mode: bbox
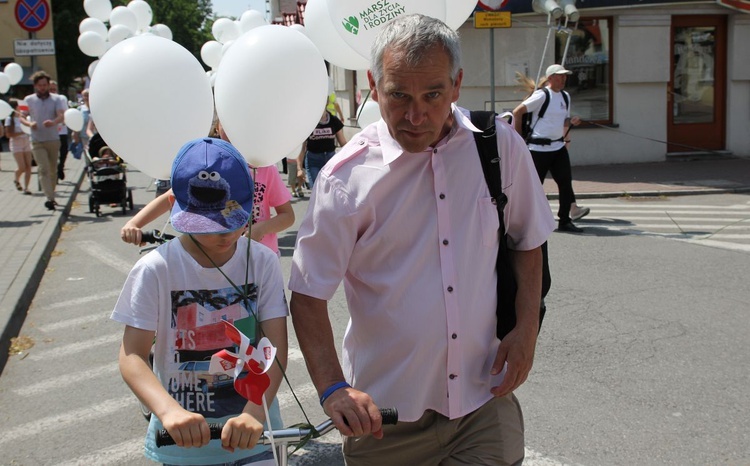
[570,206,590,221]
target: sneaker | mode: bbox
[296,188,305,198]
[44,200,55,211]
[558,220,583,233]
[570,206,590,221]
[291,190,298,198]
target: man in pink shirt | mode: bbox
[289,14,555,465]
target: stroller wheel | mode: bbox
[88,196,94,213]
[128,190,134,210]
[95,203,101,217]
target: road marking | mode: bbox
[39,311,112,333]
[277,381,318,409]
[42,290,121,311]
[14,363,119,397]
[28,332,121,361]
[288,347,304,362]
[76,240,136,274]
[53,438,143,466]
[678,238,750,253]
[0,396,133,445]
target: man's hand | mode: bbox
[570,116,582,126]
[490,324,538,398]
[323,386,384,439]
[43,119,56,128]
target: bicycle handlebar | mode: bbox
[140,229,175,245]
[155,407,398,448]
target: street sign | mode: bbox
[474,11,512,29]
[14,39,56,56]
[15,0,50,33]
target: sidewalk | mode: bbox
[0,151,86,373]
[1,151,750,373]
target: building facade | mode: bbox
[0,0,59,95]
[329,1,750,165]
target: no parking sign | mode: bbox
[15,0,50,33]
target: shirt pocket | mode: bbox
[477,197,500,248]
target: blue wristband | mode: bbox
[319,381,351,406]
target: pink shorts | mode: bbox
[10,135,32,153]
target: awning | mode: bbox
[716,0,750,12]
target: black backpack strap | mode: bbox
[470,111,551,337]
[562,90,570,110]
[537,87,551,119]
[470,111,517,339]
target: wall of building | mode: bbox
[0,1,58,89]
[345,4,748,166]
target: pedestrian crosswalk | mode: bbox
[551,200,750,252]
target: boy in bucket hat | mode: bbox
[112,137,289,465]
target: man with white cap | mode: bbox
[513,64,588,233]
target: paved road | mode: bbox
[0,165,748,465]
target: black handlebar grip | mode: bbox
[155,422,223,447]
[140,230,159,244]
[380,408,398,425]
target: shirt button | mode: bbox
[439,193,445,200]
[442,239,449,246]
[449,374,457,380]
[447,286,453,293]
[433,149,438,154]
[451,333,457,339]
[358,140,365,145]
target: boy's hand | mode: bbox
[221,412,264,452]
[162,409,211,448]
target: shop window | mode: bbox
[555,17,612,124]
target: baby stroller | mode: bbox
[86,134,134,217]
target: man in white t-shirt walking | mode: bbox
[513,64,586,233]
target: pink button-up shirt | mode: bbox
[289,105,555,422]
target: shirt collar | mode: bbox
[379,104,483,165]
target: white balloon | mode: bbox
[64,108,85,132]
[79,17,108,38]
[221,40,234,57]
[356,100,381,128]
[98,41,113,58]
[304,0,370,70]
[108,24,134,44]
[89,34,214,179]
[4,63,23,85]
[84,0,112,22]
[0,73,10,94]
[239,10,266,33]
[327,0,446,60]
[212,17,241,43]
[215,25,328,167]
[110,6,138,33]
[88,60,99,78]
[78,31,107,57]
[445,0,477,30]
[0,99,12,119]
[200,40,223,69]
[127,0,153,31]
[151,23,172,40]
[289,24,306,35]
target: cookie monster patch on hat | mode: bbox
[170,138,254,234]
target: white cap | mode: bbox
[545,64,572,78]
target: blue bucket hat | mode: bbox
[170,138,254,234]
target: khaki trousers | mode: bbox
[343,394,525,466]
[31,140,60,201]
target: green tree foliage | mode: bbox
[52,0,216,92]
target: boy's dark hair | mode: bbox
[30,70,51,84]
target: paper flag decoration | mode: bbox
[209,319,276,404]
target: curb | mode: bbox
[546,186,750,200]
[0,165,87,375]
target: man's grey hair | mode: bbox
[370,14,461,86]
